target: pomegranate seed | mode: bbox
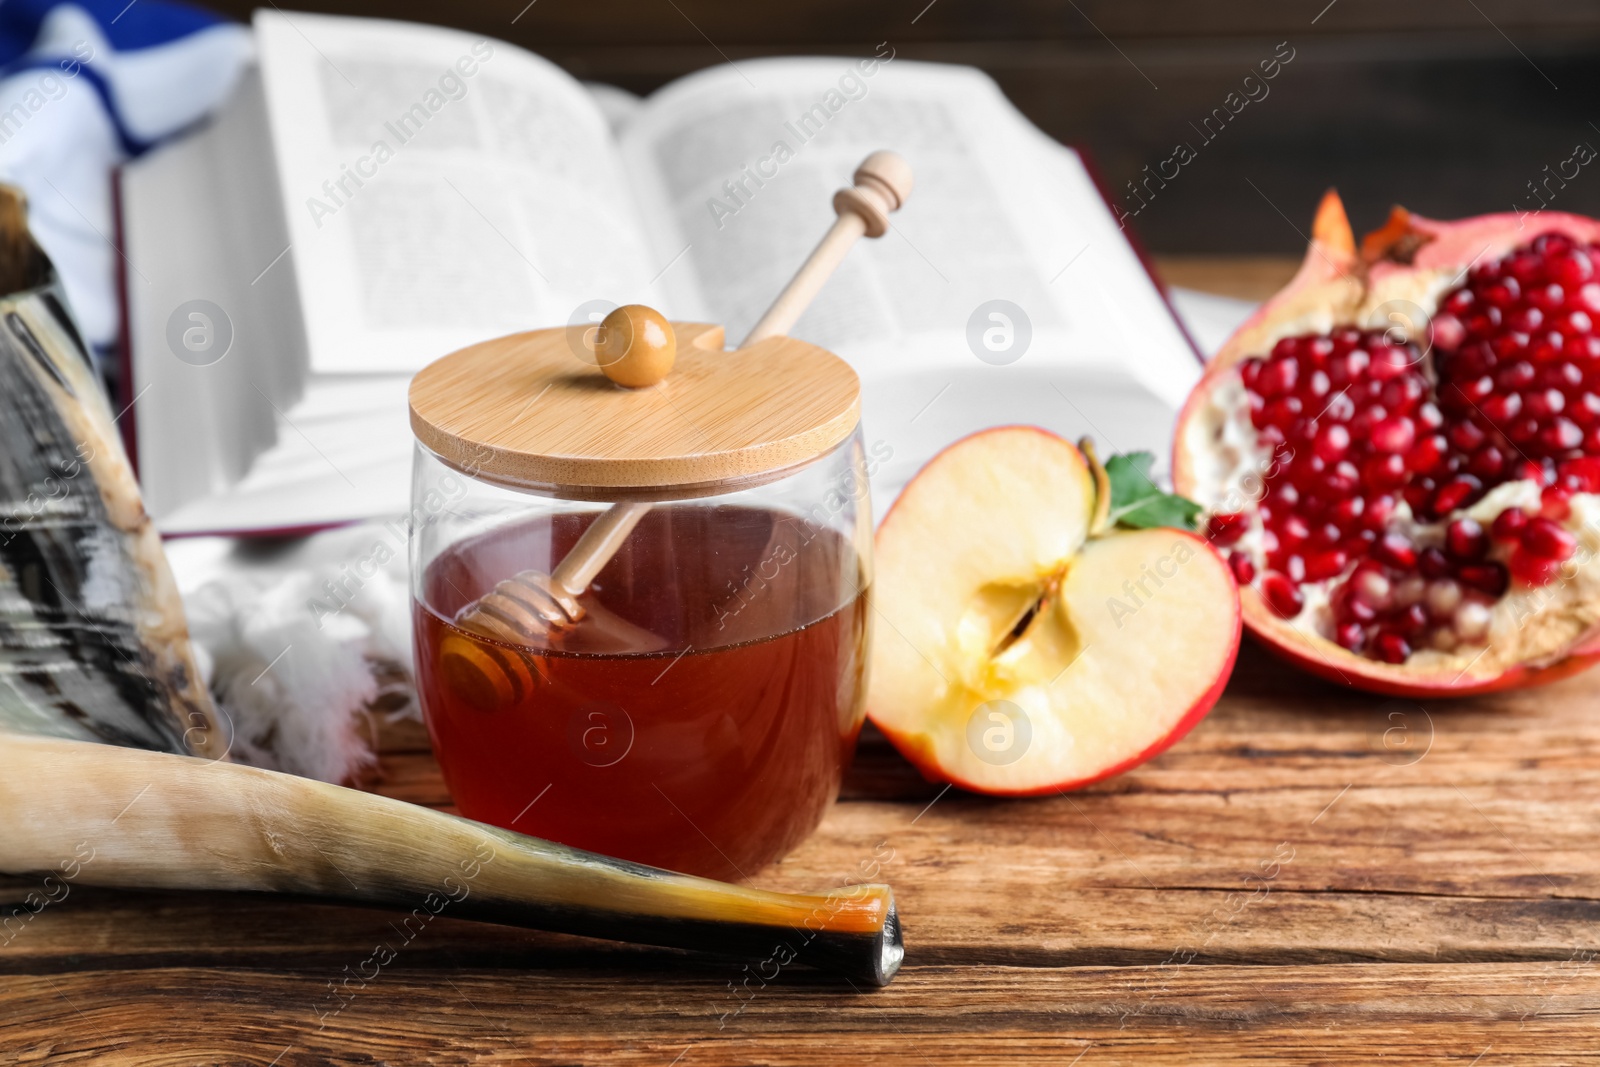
[1327,349,1370,385]
[1365,494,1398,529]
[1545,364,1584,393]
[1498,361,1536,389]
[1425,579,1463,619]
[1362,453,1408,489]
[1260,572,1303,618]
[1510,416,1541,444]
[1535,232,1575,255]
[1410,434,1448,473]
[1350,566,1391,608]
[1576,394,1600,428]
[1331,496,1365,525]
[1314,423,1351,460]
[1540,485,1573,521]
[1304,550,1348,582]
[1532,283,1567,311]
[1403,481,1433,513]
[1342,594,1378,624]
[1258,358,1298,396]
[1510,547,1562,586]
[1370,346,1417,381]
[1458,563,1511,597]
[1419,548,1452,578]
[1445,518,1488,561]
[1393,575,1427,607]
[1334,622,1365,651]
[1467,445,1506,479]
[1455,601,1493,643]
[1508,308,1544,333]
[1373,533,1417,568]
[1539,418,1584,452]
[1481,392,1522,423]
[1515,460,1551,484]
[1373,632,1411,664]
[1394,603,1430,636]
[1563,457,1600,492]
[1430,475,1482,515]
[1228,551,1256,585]
[1369,416,1416,454]
[1208,512,1248,546]
[1324,460,1360,495]
[1522,517,1577,561]
[1449,421,1486,450]
[1261,396,1303,427]
[1553,250,1594,286]
[1490,508,1529,540]
[1431,313,1465,352]
[1525,388,1566,418]
[1382,378,1425,411]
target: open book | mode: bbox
[121,10,1201,536]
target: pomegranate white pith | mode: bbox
[1175,193,1600,693]
[869,427,1239,794]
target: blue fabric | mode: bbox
[0,0,253,358]
[0,0,220,69]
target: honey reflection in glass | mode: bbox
[413,505,869,880]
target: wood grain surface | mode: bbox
[5,637,1600,1064]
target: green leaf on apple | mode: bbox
[1103,451,1202,531]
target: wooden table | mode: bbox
[11,260,1600,1063]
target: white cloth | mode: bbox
[170,524,415,783]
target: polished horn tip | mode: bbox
[872,896,906,986]
[796,885,905,986]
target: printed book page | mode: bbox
[618,56,1200,498]
[254,10,668,376]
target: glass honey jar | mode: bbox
[407,308,874,880]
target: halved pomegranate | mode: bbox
[1174,192,1600,696]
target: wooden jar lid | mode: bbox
[408,322,861,500]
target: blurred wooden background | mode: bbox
[198,0,1600,254]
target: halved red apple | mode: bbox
[868,426,1241,795]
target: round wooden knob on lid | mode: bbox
[408,306,861,501]
[595,304,676,388]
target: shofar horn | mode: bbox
[0,734,904,985]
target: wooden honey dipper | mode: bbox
[454,150,913,649]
